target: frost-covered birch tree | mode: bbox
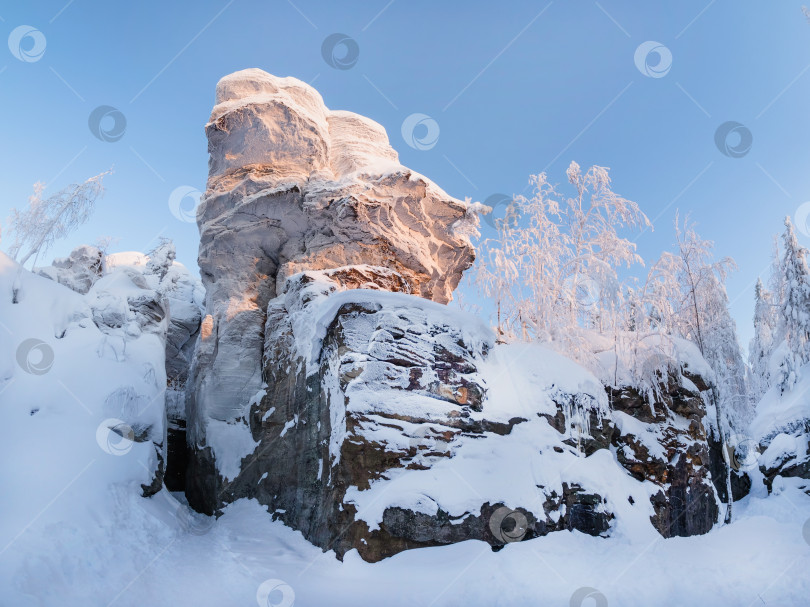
[651,215,748,522]
[473,162,649,359]
[6,171,110,269]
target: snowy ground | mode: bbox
[1,483,808,606]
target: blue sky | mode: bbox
[2,0,809,349]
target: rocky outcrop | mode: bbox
[758,422,810,492]
[188,272,491,557]
[750,372,810,494]
[609,373,719,537]
[184,69,722,562]
[186,69,478,456]
[185,70,477,502]
[187,269,621,561]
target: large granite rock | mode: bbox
[184,69,723,562]
[186,69,478,452]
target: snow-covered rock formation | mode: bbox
[187,69,477,442]
[32,243,204,492]
[3,244,809,605]
[35,244,105,294]
[752,363,810,492]
[183,69,724,561]
[1,249,168,499]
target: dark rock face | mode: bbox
[187,272,502,559]
[541,483,613,537]
[707,434,751,502]
[609,375,719,538]
[185,271,626,561]
[185,269,722,559]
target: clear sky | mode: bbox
[2,0,809,350]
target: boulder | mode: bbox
[36,244,104,294]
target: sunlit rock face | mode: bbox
[186,68,478,522]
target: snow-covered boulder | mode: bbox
[188,271,629,560]
[37,245,204,394]
[34,244,205,493]
[752,363,810,492]
[105,246,204,491]
[35,244,104,294]
[0,250,167,502]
